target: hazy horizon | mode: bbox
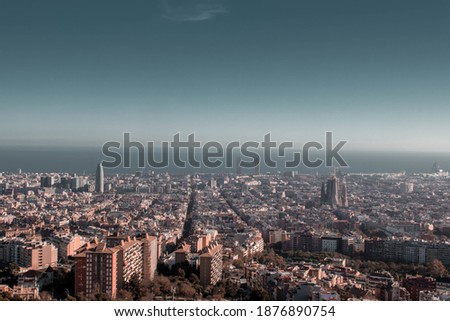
[1,145,449,175]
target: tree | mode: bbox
[177,281,197,298]
[150,275,173,299]
[223,280,240,299]
[116,289,133,301]
[255,249,286,269]
[94,293,111,301]
[249,287,270,301]
[428,259,448,278]
[49,268,74,300]
[189,274,200,285]
[0,291,13,301]
[176,267,186,279]
[213,283,225,296]
[124,274,146,300]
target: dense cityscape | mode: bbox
[1,163,450,301]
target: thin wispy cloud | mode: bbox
[162,0,228,22]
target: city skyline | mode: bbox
[1,0,450,152]
[1,168,450,302]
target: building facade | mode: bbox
[199,242,223,287]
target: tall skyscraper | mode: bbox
[95,163,104,193]
[341,178,349,207]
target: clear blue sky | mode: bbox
[1,0,449,151]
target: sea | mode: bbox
[0,145,449,175]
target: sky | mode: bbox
[0,0,449,152]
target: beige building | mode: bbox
[142,235,158,282]
[199,242,223,287]
[107,234,158,284]
[116,238,144,288]
[48,234,85,262]
[0,238,57,270]
[268,229,289,244]
[0,284,39,300]
[74,234,157,299]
